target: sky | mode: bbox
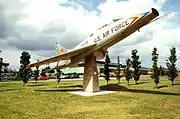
[0,0,180,70]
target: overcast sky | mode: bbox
[0,0,180,70]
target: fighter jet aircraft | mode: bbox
[26,8,162,69]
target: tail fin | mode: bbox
[55,43,67,54]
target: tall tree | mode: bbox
[125,58,132,85]
[34,60,40,83]
[104,51,111,85]
[131,49,141,84]
[166,47,178,85]
[116,56,121,84]
[0,58,2,81]
[18,51,32,86]
[151,47,160,88]
[56,68,62,85]
[34,66,40,83]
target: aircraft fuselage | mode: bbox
[67,8,159,67]
[29,8,159,70]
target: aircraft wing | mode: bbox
[26,44,96,68]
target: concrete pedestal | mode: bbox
[83,54,100,92]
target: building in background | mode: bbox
[60,60,152,76]
[0,58,10,81]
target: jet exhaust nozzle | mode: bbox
[151,8,159,16]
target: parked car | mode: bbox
[60,73,80,79]
[70,73,80,78]
[148,71,154,75]
[60,74,70,79]
[38,76,48,80]
[47,76,57,79]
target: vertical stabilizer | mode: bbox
[55,43,67,54]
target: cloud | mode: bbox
[98,0,166,20]
[0,0,180,70]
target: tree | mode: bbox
[104,51,111,85]
[18,51,32,86]
[151,47,160,88]
[159,66,165,76]
[56,68,62,85]
[125,58,132,85]
[46,66,55,78]
[166,47,178,85]
[34,60,40,83]
[116,56,122,84]
[40,68,46,76]
[48,68,55,74]
[0,58,2,81]
[8,69,17,76]
[34,66,40,83]
[131,49,141,84]
[45,66,50,77]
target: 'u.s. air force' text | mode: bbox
[94,20,129,43]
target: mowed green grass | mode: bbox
[0,76,180,119]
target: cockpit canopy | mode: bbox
[112,18,122,22]
[98,18,122,30]
[98,24,108,30]
[90,17,122,37]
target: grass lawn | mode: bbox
[0,76,180,119]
